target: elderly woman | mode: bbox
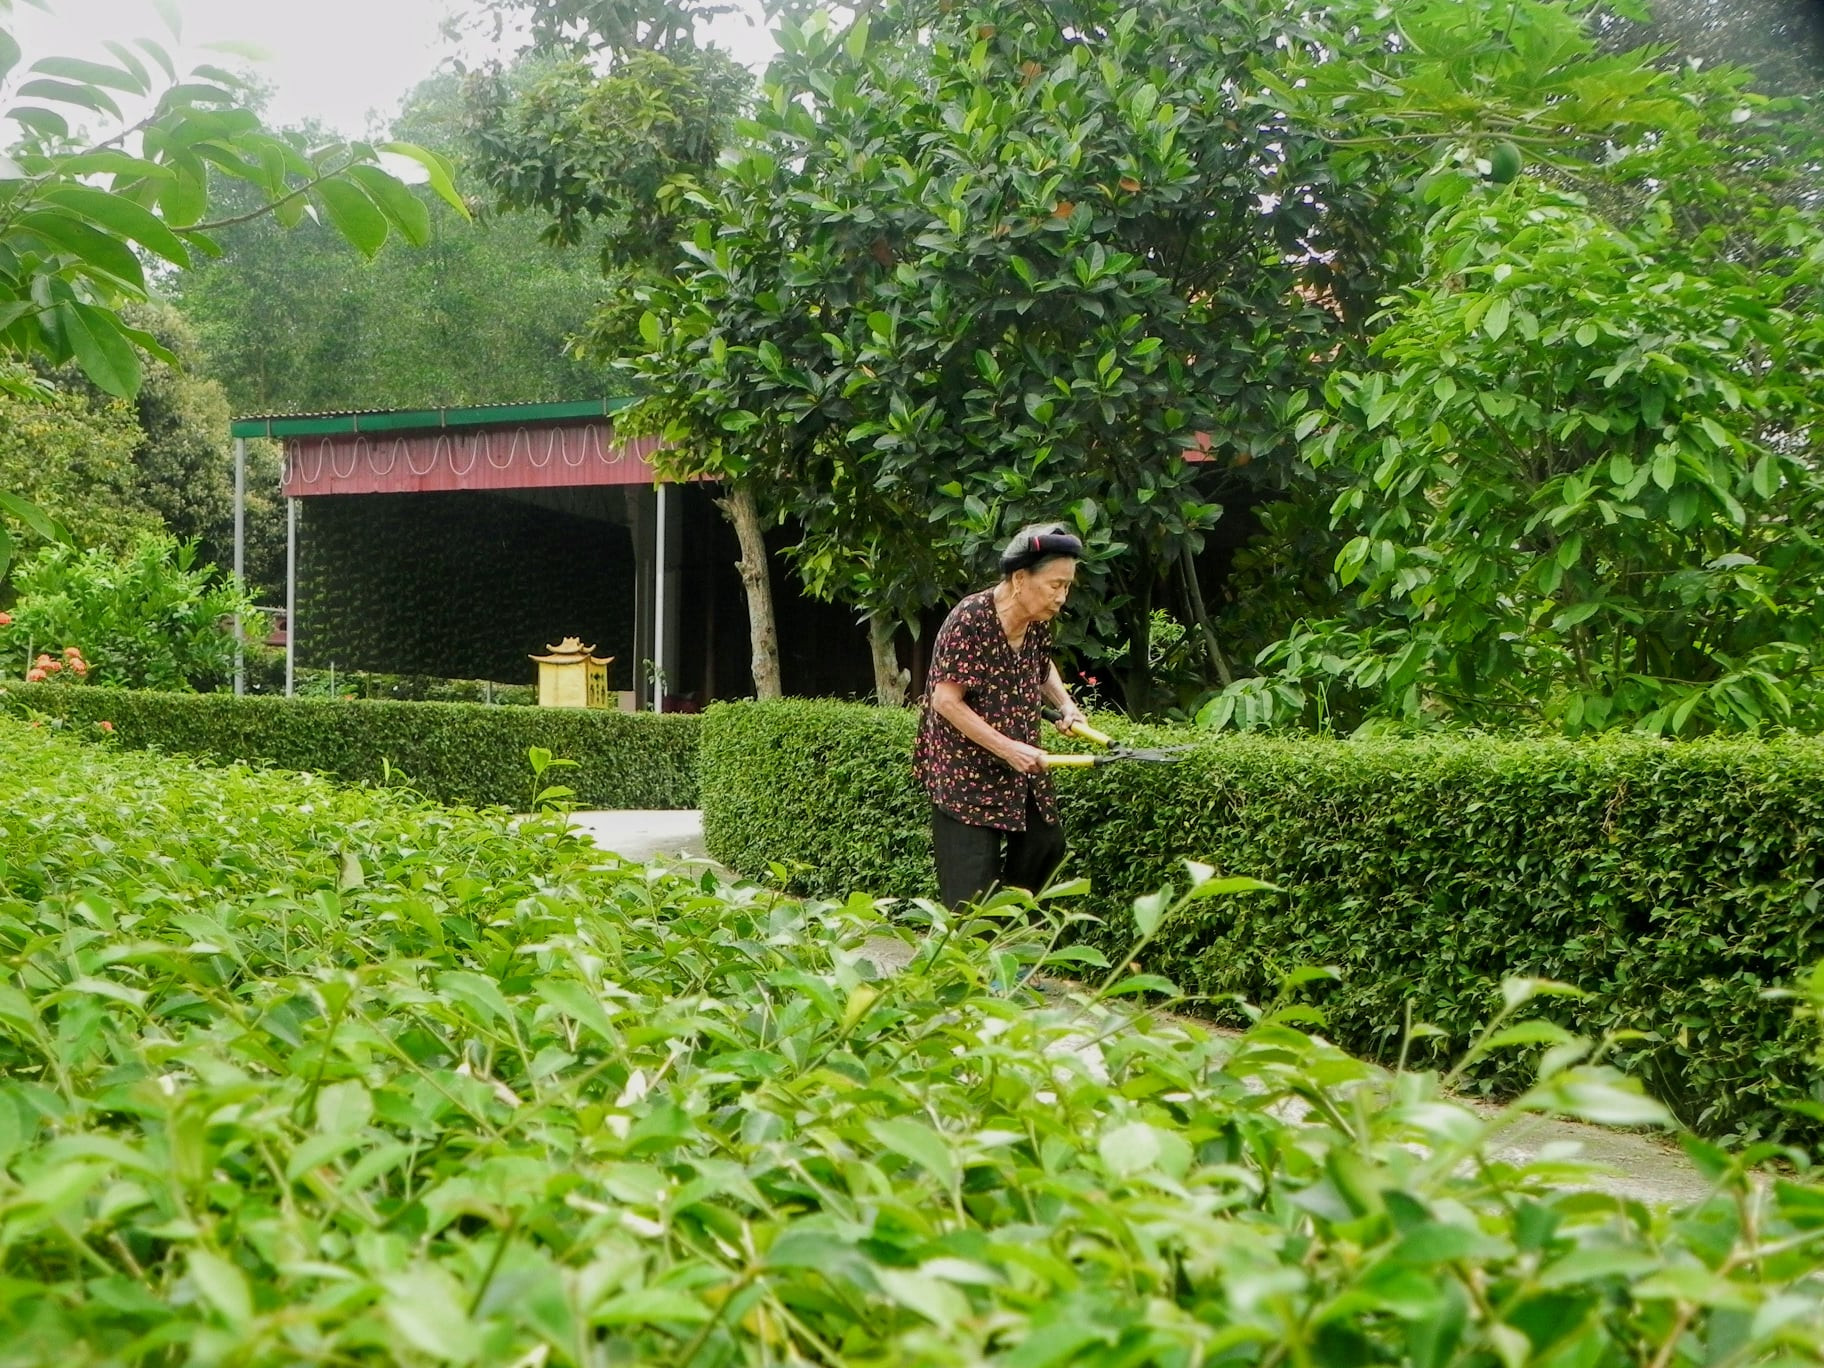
[913,523,1090,908]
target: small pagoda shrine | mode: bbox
[531,637,614,709]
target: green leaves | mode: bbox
[344,164,433,246]
[701,698,1824,1149]
[867,1116,958,1188]
[0,30,465,397]
[312,178,391,260]
[5,712,1824,1363]
[4,681,703,810]
[56,300,141,397]
[187,1249,255,1328]
[617,0,1370,687]
[1251,153,1824,736]
[378,142,467,218]
[382,1269,479,1361]
[39,185,192,267]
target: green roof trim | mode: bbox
[230,397,637,439]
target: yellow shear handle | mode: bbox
[1044,754,1099,768]
[1063,719,1114,748]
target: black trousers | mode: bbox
[931,793,1067,910]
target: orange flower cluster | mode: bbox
[26,645,87,683]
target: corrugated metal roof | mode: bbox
[230,397,637,439]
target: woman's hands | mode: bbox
[999,739,1050,775]
[928,677,1055,774]
[1054,698,1089,734]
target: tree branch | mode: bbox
[185,163,359,233]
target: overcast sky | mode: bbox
[9,0,776,139]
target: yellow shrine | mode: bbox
[531,637,613,709]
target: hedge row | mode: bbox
[243,655,539,706]
[700,698,1824,1143]
[3,684,700,810]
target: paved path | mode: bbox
[569,808,1710,1206]
[568,809,711,864]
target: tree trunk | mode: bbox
[1178,543,1233,688]
[718,483,782,699]
[1123,573,1155,718]
[869,615,908,706]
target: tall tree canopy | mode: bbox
[1203,0,1824,736]
[172,76,612,415]
[618,0,1410,708]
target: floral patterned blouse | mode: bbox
[913,589,1058,831]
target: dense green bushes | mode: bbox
[8,718,1824,1363]
[4,683,699,809]
[700,699,1824,1142]
[701,697,937,896]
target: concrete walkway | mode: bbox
[568,809,710,864]
[568,808,1710,1206]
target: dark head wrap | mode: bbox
[999,523,1084,577]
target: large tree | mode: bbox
[621,0,1408,709]
[457,4,765,685]
[1202,1,1824,736]
[0,380,152,546]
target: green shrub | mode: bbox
[6,718,1824,1363]
[700,698,1824,1142]
[4,683,700,809]
[0,531,258,690]
[700,697,935,896]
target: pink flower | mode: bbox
[34,654,54,668]
[25,668,46,683]
[97,720,114,733]
[70,659,88,676]
[0,611,11,626]
[62,646,81,659]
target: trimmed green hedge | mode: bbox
[700,698,1824,1142]
[701,698,938,896]
[4,684,700,810]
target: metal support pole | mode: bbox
[285,497,297,697]
[233,436,246,695]
[652,482,668,713]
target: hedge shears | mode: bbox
[1040,707,1196,767]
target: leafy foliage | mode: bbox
[0,532,257,690]
[701,697,939,900]
[622,0,1404,710]
[2,684,701,810]
[1203,2,1824,736]
[5,719,1824,1363]
[0,12,463,401]
[701,699,1824,1142]
[0,5,463,594]
[462,51,749,262]
[0,380,156,564]
[173,77,613,417]
[243,657,538,707]
[476,0,739,56]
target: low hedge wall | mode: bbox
[700,698,1824,1143]
[3,684,700,810]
